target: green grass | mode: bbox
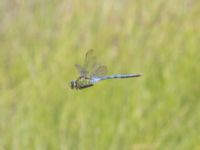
[0,0,200,149]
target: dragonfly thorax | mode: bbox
[70,77,94,90]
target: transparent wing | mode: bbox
[75,49,108,77]
[84,49,97,71]
[91,65,108,77]
[75,64,88,76]
[74,50,95,76]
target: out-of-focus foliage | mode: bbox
[0,0,200,149]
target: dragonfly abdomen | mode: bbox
[99,74,141,80]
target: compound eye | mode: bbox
[69,81,73,89]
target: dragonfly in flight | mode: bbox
[70,50,141,90]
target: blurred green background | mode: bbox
[0,0,200,149]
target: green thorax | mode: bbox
[76,76,93,87]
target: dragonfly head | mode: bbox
[70,80,76,89]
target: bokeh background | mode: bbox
[0,0,200,149]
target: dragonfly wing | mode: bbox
[75,64,88,76]
[84,49,97,72]
[75,49,108,77]
[91,65,108,77]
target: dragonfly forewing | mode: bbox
[75,49,107,78]
[84,49,97,73]
[75,64,88,76]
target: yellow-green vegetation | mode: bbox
[0,0,200,149]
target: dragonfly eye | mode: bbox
[70,80,76,89]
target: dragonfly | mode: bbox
[70,50,141,90]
